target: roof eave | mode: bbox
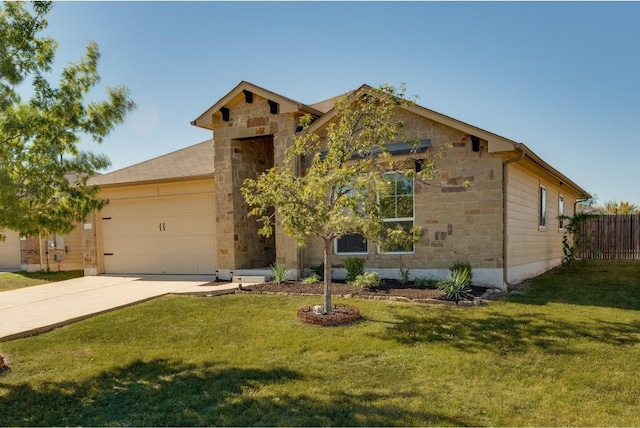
[92,173,215,189]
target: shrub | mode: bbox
[437,269,472,302]
[302,275,319,284]
[413,276,438,289]
[399,267,410,285]
[450,261,473,285]
[345,257,365,283]
[309,263,324,279]
[270,263,291,285]
[353,272,381,289]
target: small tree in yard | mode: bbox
[0,2,134,239]
[242,84,444,313]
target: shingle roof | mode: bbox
[309,90,354,113]
[88,139,214,187]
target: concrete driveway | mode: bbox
[0,274,239,342]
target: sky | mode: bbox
[38,1,640,206]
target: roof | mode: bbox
[88,139,214,187]
[305,84,591,199]
[94,82,590,198]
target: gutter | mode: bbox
[502,143,526,290]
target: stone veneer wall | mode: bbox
[303,109,505,273]
[20,236,41,270]
[211,93,301,272]
[231,136,275,268]
[82,212,98,276]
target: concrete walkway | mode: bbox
[0,275,244,342]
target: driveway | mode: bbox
[0,275,239,342]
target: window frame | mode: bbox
[377,172,415,255]
[539,185,547,229]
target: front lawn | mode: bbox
[0,270,83,292]
[1,261,639,426]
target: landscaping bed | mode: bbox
[241,280,487,305]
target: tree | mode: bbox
[0,2,134,238]
[599,200,639,215]
[242,84,443,312]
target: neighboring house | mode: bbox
[73,81,590,289]
[0,228,84,273]
[19,229,85,272]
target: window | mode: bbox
[558,195,565,229]
[334,184,368,255]
[335,233,368,254]
[539,186,547,228]
[379,173,414,253]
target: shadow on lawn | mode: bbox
[377,310,640,356]
[504,261,640,311]
[0,358,474,427]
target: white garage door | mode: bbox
[101,194,216,274]
[0,230,21,270]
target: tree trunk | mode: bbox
[323,238,333,313]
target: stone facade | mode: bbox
[20,236,41,269]
[210,93,301,273]
[303,110,505,275]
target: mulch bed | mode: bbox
[240,280,487,305]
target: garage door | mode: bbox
[101,194,216,274]
[0,230,21,270]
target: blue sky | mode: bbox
[41,1,640,206]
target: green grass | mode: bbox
[1,260,639,426]
[0,270,83,292]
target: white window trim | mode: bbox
[377,173,415,255]
[539,185,547,229]
[558,194,565,231]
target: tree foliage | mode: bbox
[598,200,639,215]
[0,1,134,237]
[242,84,444,311]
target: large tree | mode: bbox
[0,1,134,238]
[242,84,443,312]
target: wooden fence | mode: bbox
[579,214,640,260]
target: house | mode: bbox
[68,81,589,290]
[3,174,100,273]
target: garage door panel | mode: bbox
[101,194,215,274]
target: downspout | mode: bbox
[502,143,526,290]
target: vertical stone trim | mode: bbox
[82,212,98,276]
[21,235,41,271]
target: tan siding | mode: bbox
[506,162,576,268]
[40,225,84,271]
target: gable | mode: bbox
[191,81,324,130]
